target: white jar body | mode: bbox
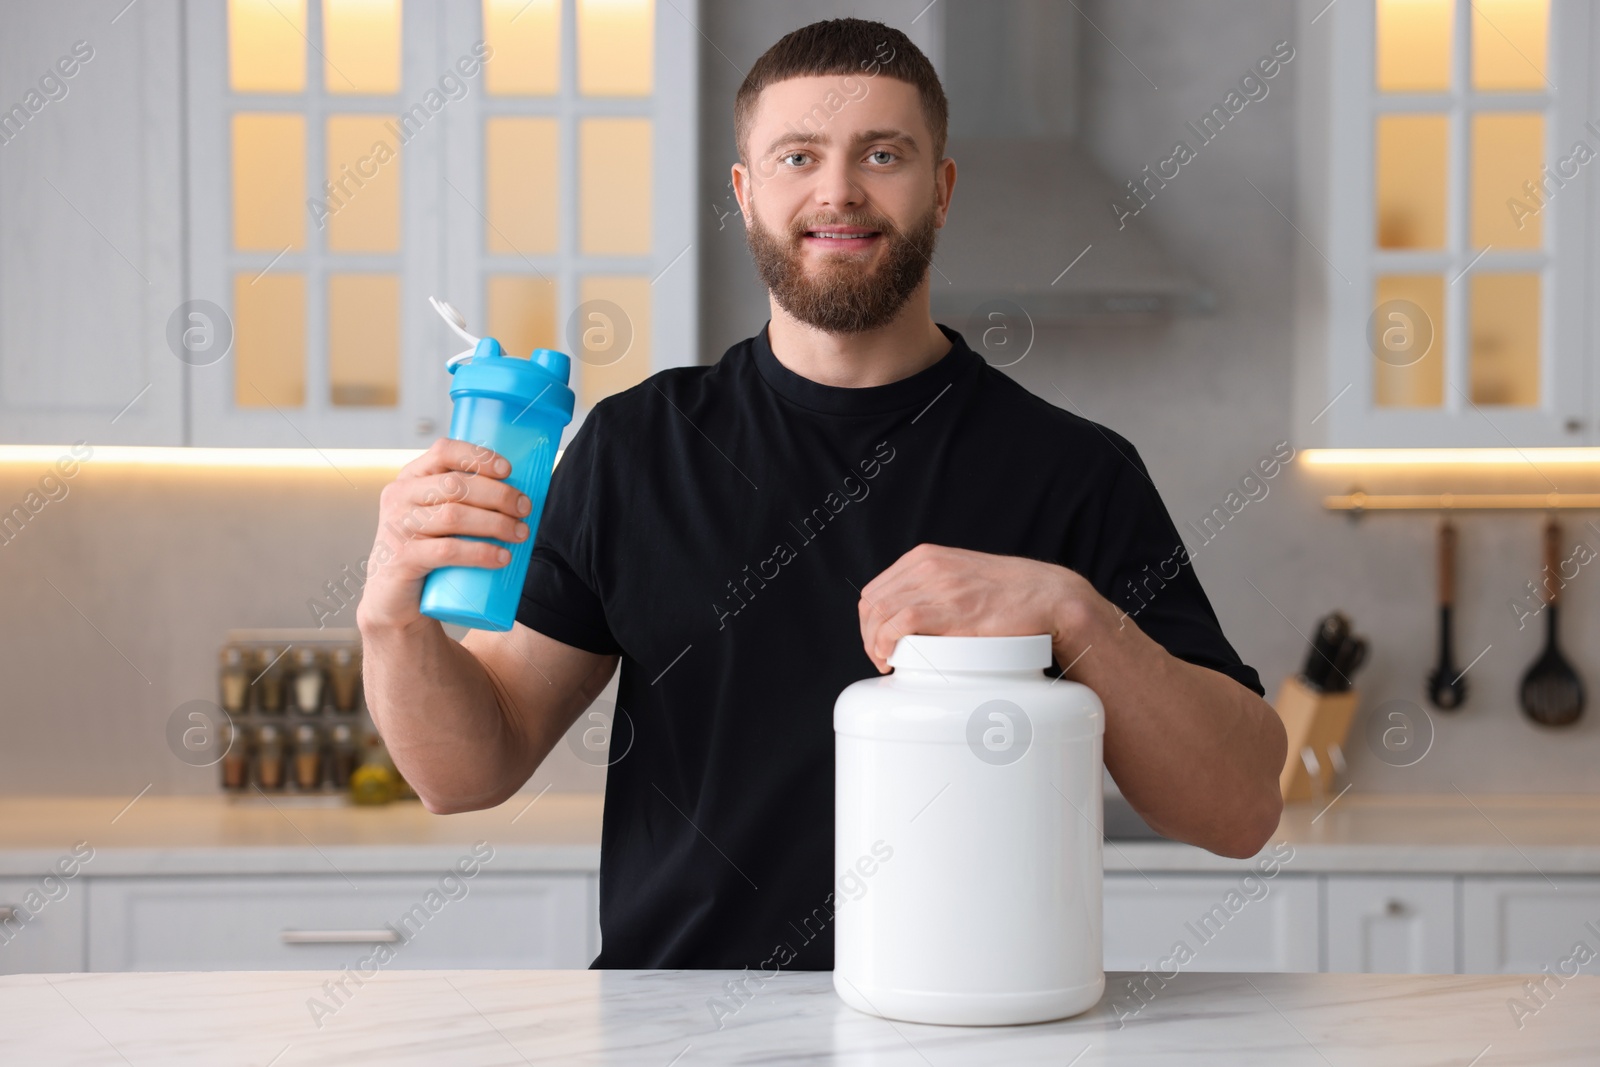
[833,665,1105,1026]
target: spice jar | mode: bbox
[349,729,398,805]
[292,722,323,790]
[253,647,288,714]
[220,719,250,792]
[327,722,358,788]
[219,646,251,714]
[348,759,396,806]
[254,722,286,790]
[833,634,1105,1026]
[291,647,325,715]
[328,645,362,713]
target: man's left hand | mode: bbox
[856,543,1106,674]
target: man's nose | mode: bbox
[812,157,864,211]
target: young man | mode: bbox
[358,18,1287,971]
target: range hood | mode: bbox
[930,1,1212,322]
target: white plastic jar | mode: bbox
[832,633,1105,1026]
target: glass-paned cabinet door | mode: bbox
[187,0,447,448]
[440,0,698,438]
[1320,0,1591,447]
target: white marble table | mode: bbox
[3,968,1593,1065]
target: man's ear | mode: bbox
[934,156,957,229]
[730,161,753,225]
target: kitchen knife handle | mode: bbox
[1438,521,1456,607]
[280,928,401,945]
[1544,518,1562,607]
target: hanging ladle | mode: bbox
[1519,518,1586,727]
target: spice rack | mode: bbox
[217,628,410,803]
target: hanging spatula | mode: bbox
[1519,518,1585,727]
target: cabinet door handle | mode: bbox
[280,928,400,945]
[1384,899,1406,917]
[0,906,16,923]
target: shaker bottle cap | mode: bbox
[427,295,575,420]
[530,347,570,381]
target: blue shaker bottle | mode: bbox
[418,334,575,631]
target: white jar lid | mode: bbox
[888,634,1053,672]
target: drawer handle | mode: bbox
[1385,899,1406,917]
[280,928,401,945]
[0,905,16,923]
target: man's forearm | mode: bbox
[1058,593,1287,858]
[359,617,530,813]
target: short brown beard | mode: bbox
[744,201,938,334]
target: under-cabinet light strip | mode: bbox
[1304,449,1600,467]
[0,446,567,471]
[0,446,426,470]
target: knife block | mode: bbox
[1271,675,1360,804]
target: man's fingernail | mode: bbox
[517,494,532,514]
[497,460,510,475]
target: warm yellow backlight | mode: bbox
[0,446,420,470]
[0,446,566,471]
[1304,448,1600,466]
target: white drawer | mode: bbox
[1104,873,1320,973]
[0,876,87,974]
[1461,876,1600,973]
[1325,876,1457,974]
[87,873,594,971]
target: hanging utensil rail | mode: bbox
[1324,492,1600,514]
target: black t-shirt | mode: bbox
[516,320,1263,971]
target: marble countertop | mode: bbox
[4,967,1593,1065]
[4,791,1600,877]
[0,793,602,876]
[1112,792,1600,876]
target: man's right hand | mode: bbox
[356,437,535,634]
[354,436,617,815]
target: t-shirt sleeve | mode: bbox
[1077,436,1266,698]
[515,406,622,656]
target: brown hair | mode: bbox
[733,18,948,169]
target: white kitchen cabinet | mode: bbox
[2,0,699,449]
[1461,876,1600,973]
[1293,0,1598,448]
[1103,874,1320,972]
[181,0,700,449]
[86,873,595,972]
[17,865,1600,976]
[0,878,86,975]
[0,0,185,445]
[1325,876,1457,974]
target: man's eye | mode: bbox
[780,152,810,167]
[868,150,896,164]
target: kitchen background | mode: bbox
[2,0,1596,799]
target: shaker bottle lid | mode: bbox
[529,347,571,381]
[888,634,1053,672]
[430,308,575,423]
[429,295,572,390]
